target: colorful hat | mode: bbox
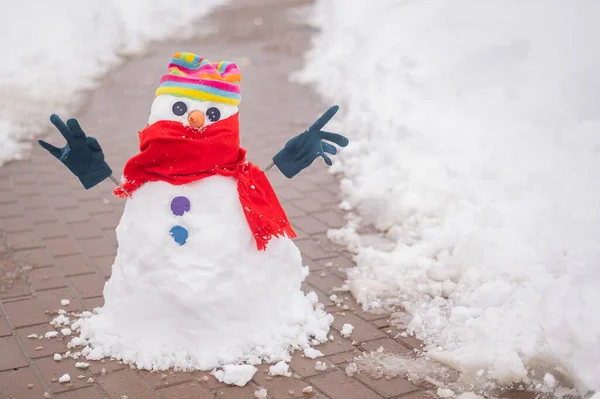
[156,52,241,105]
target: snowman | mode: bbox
[38,52,348,372]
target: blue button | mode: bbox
[170,225,189,245]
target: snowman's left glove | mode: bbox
[38,114,112,189]
[272,105,349,179]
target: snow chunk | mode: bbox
[27,334,38,339]
[303,347,324,359]
[437,388,455,398]
[50,315,70,327]
[315,361,328,371]
[268,361,291,377]
[302,386,313,394]
[254,388,268,399]
[58,374,70,383]
[213,365,257,387]
[44,331,59,339]
[61,328,72,336]
[53,354,62,361]
[60,299,70,306]
[341,323,354,338]
[75,362,90,369]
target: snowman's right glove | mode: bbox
[38,114,112,189]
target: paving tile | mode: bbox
[88,358,125,376]
[354,373,419,398]
[0,203,25,218]
[292,197,325,213]
[253,363,326,398]
[55,254,96,277]
[27,266,68,291]
[0,336,29,371]
[35,355,91,393]
[158,382,213,399]
[0,312,11,337]
[69,274,106,299]
[294,238,337,261]
[92,255,114,278]
[92,211,122,231]
[309,369,382,399]
[0,367,46,399]
[11,248,54,268]
[0,278,32,299]
[0,215,33,233]
[291,215,329,234]
[76,237,116,258]
[16,325,68,358]
[310,190,340,205]
[4,298,49,328]
[44,237,81,258]
[276,187,305,201]
[312,211,345,228]
[394,391,435,399]
[50,196,79,210]
[55,386,107,399]
[6,230,42,250]
[337,295,392,322]
[384,324,425,351]
[214,382,261,399]
[26,207,59,224]
[326,349,362,365]
[305,272,346,295]
[35,221,70,239]
[96,368,159,398]
[316,331,356,356]
[84,296,105,310]
[331,312,386,343]
[138,369,196,389]
[67,220,104,240]
[56,208,91,224]
[36,287,83,313]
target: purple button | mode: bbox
[171,196,191,216]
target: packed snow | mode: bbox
[75,178,332,371]
[58,374,71,383]
[0,0,225,166]
[298,0,600,394]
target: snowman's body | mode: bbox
[78,176,331,370]
[75,73,332,370]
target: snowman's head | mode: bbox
[149,52,241,129]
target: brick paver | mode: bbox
[0,0,483,398]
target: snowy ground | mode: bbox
[0,0,225,166]
[297,0,600,395]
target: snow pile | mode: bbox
[75,178,333,371]
[0,0,225,166]
[297,0,600,394]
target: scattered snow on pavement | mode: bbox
[298,0,600,394]
[0,0,226,166]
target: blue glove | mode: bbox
[38,114,112,189]
[273,105,349,178]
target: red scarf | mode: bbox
[113,113,296,250]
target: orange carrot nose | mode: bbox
[188,110,205,128]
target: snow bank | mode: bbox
[0,0,225,166]
[297,0,600,394]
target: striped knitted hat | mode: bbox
[156,52,241,105]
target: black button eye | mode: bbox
[172,101,187,116]
[206,107,221,122]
